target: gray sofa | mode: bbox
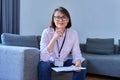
[0,33,72,80]
[1,33,120,80]
[80,38,120,78]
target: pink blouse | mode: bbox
[40,27,85,63]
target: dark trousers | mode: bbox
[38,59,87,80]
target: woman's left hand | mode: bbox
[75,59,81,72]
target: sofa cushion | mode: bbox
[1,33,40,48]
[86,38,114,55]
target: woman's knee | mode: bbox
[39,61,51,71]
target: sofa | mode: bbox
[0,33,72,80]
[1,33,120,80]
[80,38,120,78]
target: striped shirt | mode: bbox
[40,27,85,63]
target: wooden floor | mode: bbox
[52,72,120,80]
[86,74,120,80]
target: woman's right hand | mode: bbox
[53,29,64,40]
[47,28,64,53]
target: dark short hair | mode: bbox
[50,7,72,29]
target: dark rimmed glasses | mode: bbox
[54,16,68,21]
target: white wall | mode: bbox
[20,0,120,44]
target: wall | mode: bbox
[20,0,120,44]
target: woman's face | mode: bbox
[53,11,69,29]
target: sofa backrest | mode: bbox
[1,33,41,49]
[80,38,120,55]
[80,44,119,54]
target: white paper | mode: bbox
[51,65,86,72]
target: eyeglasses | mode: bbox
[54,16,68,21]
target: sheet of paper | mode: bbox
[51,65,86,72]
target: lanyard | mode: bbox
[57,30,67,57]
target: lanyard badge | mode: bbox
[55,30,67,67]
[55,59,64,67]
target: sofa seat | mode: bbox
[83,53,120,77]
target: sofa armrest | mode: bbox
[80,43,86,52]
[114,45,119,54]
[0,45,40,80]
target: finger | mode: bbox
[75,70,81,72]
[75,63,80,67]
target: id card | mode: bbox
[54,59,64,67]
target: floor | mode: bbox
[86,74,120,80]
[52,72,120,80]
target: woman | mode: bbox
[39,6,86,80]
